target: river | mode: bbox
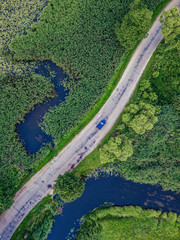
[17,61,68,153]
[47,175,180,240]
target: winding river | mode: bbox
[47,175,180,240]
[17,61,68,153]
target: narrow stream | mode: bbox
[17,61,68,154]
[47,175,180,240]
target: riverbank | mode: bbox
[11,175,180,240]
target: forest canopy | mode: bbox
[115,0,152,49]
[54,172,85,202]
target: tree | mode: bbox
[122,102,158,134]
[160,6,180,51]
[100,135,133,164]
[129,113,157,134]
[115,0,152,49]
[54,172,85,202]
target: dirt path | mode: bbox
[0,1,179,239]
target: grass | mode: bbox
[76,206,180,240]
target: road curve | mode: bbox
[0,1,180,239]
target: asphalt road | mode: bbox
[0,1,179,239]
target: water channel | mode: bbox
[17,61,68,153]
[47,175,180,240]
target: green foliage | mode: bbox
[100,135,133,164]
[122,102,158,134]
[0,74,54,214]
[113,40,180,191]
[76,206,180,240]
[160,6,180,51]
[149,44,180,104]
[54,171,85,202]
[115,0,152,49]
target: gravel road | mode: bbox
[0,1,179,239]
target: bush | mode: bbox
[54,172,85,202]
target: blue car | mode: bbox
[96,120,106,130]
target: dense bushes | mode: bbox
[54,172,85,202]
[0,74,54,213]
[76,206,180,239]
[116,104,180,191]
[160,6,180,51]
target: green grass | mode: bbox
[76,206,180,240]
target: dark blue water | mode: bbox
[47,175,180,240]
[17,61,68,154]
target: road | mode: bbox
[0,1,179,239]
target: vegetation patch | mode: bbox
[0,0,48,75]
[76,206,180,240]
[54,172,85,202]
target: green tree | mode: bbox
[160,6,180,51]
[54,172,85,202]
[122,102,158,134]
[100,135,133,164]
[115,0,152,49]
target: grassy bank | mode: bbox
[10,196,56,240]
[76,206,180,240]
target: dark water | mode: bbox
[17,61,68,154]
[47,175,180,240]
